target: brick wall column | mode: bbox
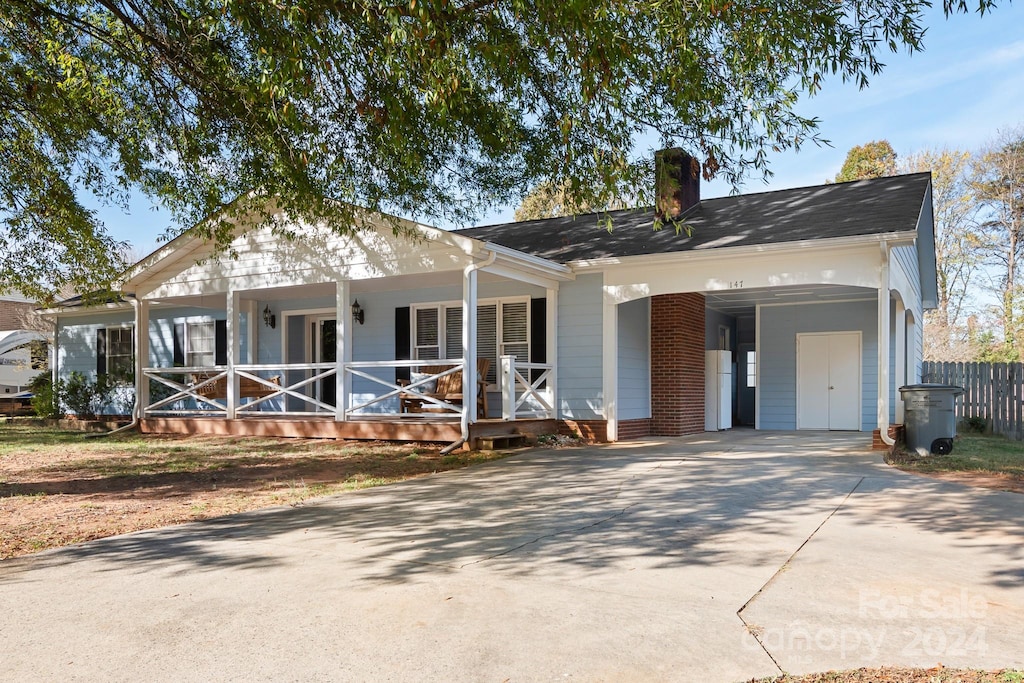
[650,293,706,436]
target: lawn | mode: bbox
[887,433,1024,494]
[0,423,515,559]
[746,667,1023,682]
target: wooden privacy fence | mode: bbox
[921,361,1024,440]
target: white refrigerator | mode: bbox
[705,350,733,431]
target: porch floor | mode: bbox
[141,415,561,444]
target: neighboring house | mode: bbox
[41,150,936,448]
[0,295,47,397]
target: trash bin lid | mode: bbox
[899,383,964,395]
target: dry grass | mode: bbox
[887,434,1024,494]
[0,423,515,559]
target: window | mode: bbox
[746,350,757,388]
[106,327,134,376]
[187,321,216,367]
[414,308,440,360]
[412,298,530,387]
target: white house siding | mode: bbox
[758,300,878,431]
[138,221,473,300]
[616,297,650,421]
[558,274,604,420]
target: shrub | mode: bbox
[61,371,99,418]
[28,371,59,418]
[960,415,988,434]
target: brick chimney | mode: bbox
[655,148,700,220]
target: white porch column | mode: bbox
[336,280,350,422]
[136,299,150,418]
[546,286,558,419]
[602,289,618,442]
[462,265,478,430]
[877,250,892,441]
[906,313,919,384]
[226,290,240,419]
[245,299,257,363]
[894,298,907,424]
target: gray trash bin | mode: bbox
[899,384,964,456]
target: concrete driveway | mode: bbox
[1,431,1022,681]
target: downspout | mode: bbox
[92,295,141,438]
[444,249,497,454]
[879,242,895,447]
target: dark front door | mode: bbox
[312,318,337,408]
[737,343,756,426]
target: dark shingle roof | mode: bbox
[457,173,931,263]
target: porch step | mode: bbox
[476,433,528,451]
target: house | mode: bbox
[0,294,47,400]
[42,150,936,448]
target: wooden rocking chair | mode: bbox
[398,358,490,418]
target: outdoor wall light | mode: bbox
[262,304,276,329]
[351,300,365,325]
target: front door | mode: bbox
[310,318,336,408]
[797,332,861,430]
[737,343,756,426]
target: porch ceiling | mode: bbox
[704,284,875,314]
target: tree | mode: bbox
[834,140,898,183]
[901,148,983,360]
[973,128,1024,360]
[513,180,630,221]
[0,0,1002,302]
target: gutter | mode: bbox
[878,241,896,447]
[569,230,920,270]
[453,249,498,451]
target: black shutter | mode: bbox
[530,298,546,385]
[215,320,227,366]
[173,323,186,367]
[96,328,107,376]
[395,307,411,382]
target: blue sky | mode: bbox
[93,3,1024,255]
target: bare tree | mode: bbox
[902,148,982,360]
[973,127,1024,360]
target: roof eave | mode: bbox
[569,231,919,269]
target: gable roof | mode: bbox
[456,172,932,263]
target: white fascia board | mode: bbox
[569,231,919,271]
[37,301,133,318]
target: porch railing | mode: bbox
[142,357,555,421]
[500,356,554,420]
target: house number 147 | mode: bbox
[729,280,744,289]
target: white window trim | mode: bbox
[104,324,135,377]
[411,296,532,389]
[186,320,217,368]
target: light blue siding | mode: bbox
[57,310,135,380]
[617,298,650,421]
[558,274,604,420]
[893,243,925,380]
[759,300,878,431]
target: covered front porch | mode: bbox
[125,216,574,445]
